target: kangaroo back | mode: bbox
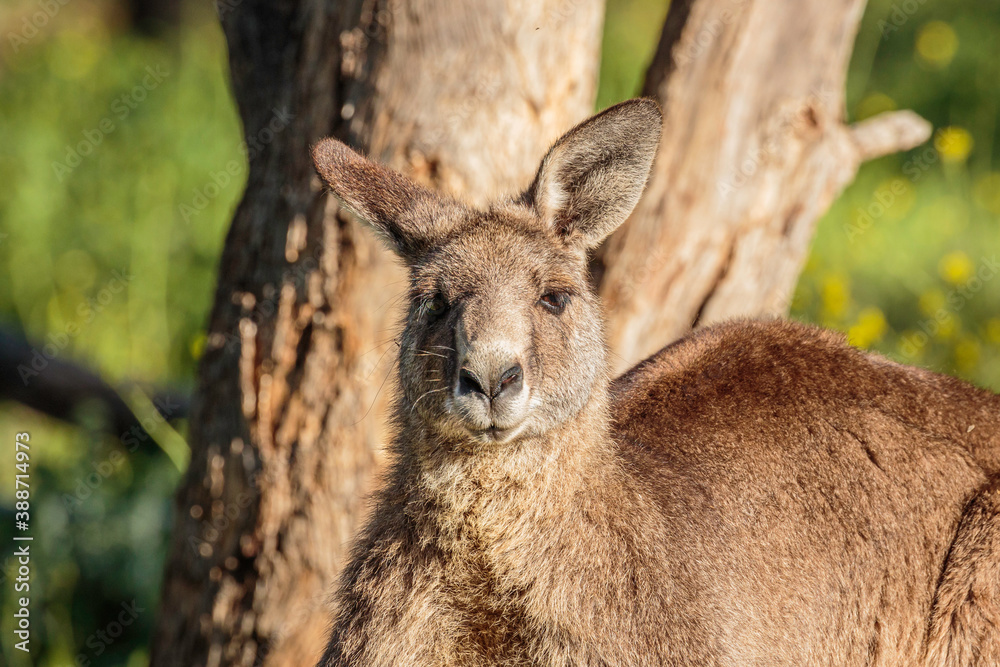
[613,319,1000,477]
[610,319,1000,664]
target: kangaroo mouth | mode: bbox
[470,422,527,444]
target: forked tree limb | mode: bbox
[594,0,932,372]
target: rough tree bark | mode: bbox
[150,1,602,666]
[593,0,931,372]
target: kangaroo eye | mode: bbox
[540,291,569,315]
[424,294,447,318]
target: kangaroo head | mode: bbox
[312,100,661,448]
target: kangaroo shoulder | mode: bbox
[610,318,1000,474]
[611,319,862,414]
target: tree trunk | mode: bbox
[593,0,931,372]
[150,2,602,666]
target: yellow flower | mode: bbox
[938,251,973,285]
[916,21,958,69]
[190,332,207,360]
[986,318,1000,344]
[934,316,958,341]
[972,172,1000,214]
[935,127,973,164]
[955,337,980,372]
[899,330,925,360]
[821,274,850,319]
[848,307,888,349]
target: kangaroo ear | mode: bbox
[528,99,661,250]
[311,138,461,261]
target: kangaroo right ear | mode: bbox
[528,98,661,250]
[311,138,461,261]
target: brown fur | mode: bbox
[313,100,1000,666]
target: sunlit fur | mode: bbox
[313,100,1000,666]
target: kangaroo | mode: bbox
[312,99,1000,666]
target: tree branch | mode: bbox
[849,109,933,162]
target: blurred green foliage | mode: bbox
[0,0,998,664]
[795,0,1000,390]
[0,2,237,665]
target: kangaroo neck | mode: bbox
[396,385,622,553]
[389,383,651,661]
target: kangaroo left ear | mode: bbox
[528,98,661,250]
[311,138,464,262]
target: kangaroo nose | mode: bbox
[458,368,487,398]
[494,364,523,399]
[458,363,523,401]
